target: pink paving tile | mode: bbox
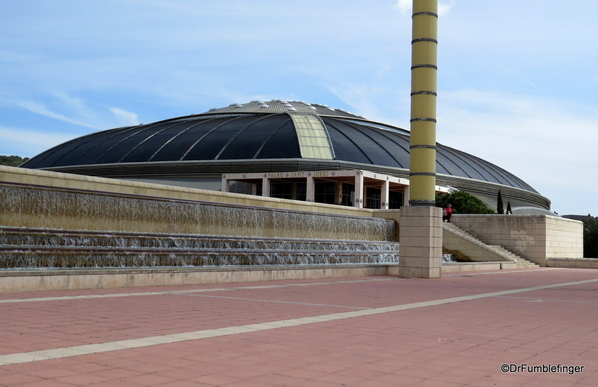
[13,380,73,387]
[88,381,149,387]
[122,373,179,386]
[0,373,43,386]
[54,373,110,386]
[192,373,243,386]
[0,269,598,387]
[249,373,305,386]
[158,382,213,387]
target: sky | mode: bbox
[1,0,597,216]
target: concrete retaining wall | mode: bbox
[0,262,517,292]
[442,262,517,273]
[547,258,598,269]
[450,214,583,266]
[0,265,391,293]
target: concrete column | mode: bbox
[381,180,389,209]
[221,177,229,192]
[335,181,343,205]
[398,0,442,278]
[354,172,364,208]
[399,206,443,278]
[306,176,315,202]
[262,177,270,197]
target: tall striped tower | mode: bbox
[409,0,438,206]
[399,0,442,279]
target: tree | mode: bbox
[0,155,29,167]
[584,218,598,258]
[497,189,504,214]
[436,191,495,215]
[506,201,512,214]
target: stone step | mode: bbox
[0,227,399,269]
[490,245,539,268]
[0,227,399,252]
[443,223,536,267]
[0,249,399,269]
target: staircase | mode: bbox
[488,245,539,268]
[443,223,539,268]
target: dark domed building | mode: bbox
[22,100,549,211]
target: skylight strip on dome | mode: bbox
[290,114,334,160]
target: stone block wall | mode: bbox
[450,214,583,266]
[545,216,584,259]
[399,206,443,278]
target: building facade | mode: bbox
[21,100,550,211]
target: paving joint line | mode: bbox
[2,277,598,367]
[497,295,598,304]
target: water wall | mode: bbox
[0,227,399,269]
[0,182,395,241]
[0,166,398,270]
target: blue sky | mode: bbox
[1,0,597,216]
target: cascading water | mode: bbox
[0,227,399,269]
[1,182,399,269]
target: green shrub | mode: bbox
[436,191,495,214]
[0,155,29,167]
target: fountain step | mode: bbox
[0,246,398,255]
[0,250,398,269]
[0,227,399,269]
[0,227,398,252]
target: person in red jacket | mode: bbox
[444,204,453,222]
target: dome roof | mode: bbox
[22,100,537,193]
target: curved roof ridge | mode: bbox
[202,100,366,119]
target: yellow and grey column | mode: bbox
[399,0,442,278]
[409,0,438,206]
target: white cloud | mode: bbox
[437,89,598,213]
[395,0,456,16]
[0,126,75,156]
[438,0,456,16]
[493,64,539,90]
[395,0,411,15]
[109,108,140,126]
[14,100,100,129]
[12,93,143,131]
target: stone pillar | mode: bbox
[381,180,389,209]
[335,181,343,205]
[221,176,229,192]
[354,172,364,208]
[398,0,442,278]
[399,206,442,278]
[306,175,315,202]
[262,177,270,197]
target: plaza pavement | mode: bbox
[1,267,597,386]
